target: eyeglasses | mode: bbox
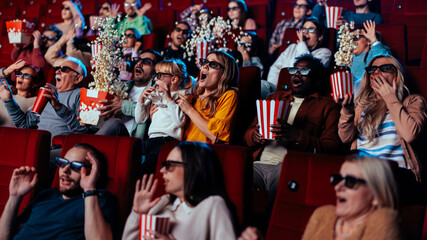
[352,35,366,41]
[100,6,109,11]
[54,66,81,76]
[125,33,136,38]
[199,58,224,69]
[161,160,185,171]
[132,57,154,65]
[124,2,137,7]
[238,41,252,48]
[365,64,396,74]
[174,27,190,35]
[227,6,240,12]
[61,6,70,10]
[288,67,311,75]
[293,3,309,9]
[153,72,173,80]
[330,174,366,189]
[56,157,90,172]
[300,27,317,33]
[41,35,57,41]
[15,71,34,79]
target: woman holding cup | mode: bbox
[177,50,239,144]
[0,60,45,127]
[338,54,427,181]
[122,141,238,240]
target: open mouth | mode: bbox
[292,77,302,88]
[135,68,143,75]
[200,72,207,80]
[60,177,73,186]
[55,74,62,82]
[303,36,310,42]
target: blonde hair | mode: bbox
[193,51,239,117]
[355,55,406,142]
[346,156,399,209]
[155,59,193,91]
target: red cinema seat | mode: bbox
[0,127,51,214]
[233,66,261,145]
[51,133,142,236]
[162,0,193,11]
[376,23,407,66]
[421,31,427,68]
[0,38,14,56]
[39,16,62,29]
[145,9,176,49]
[81,1,97,16]
[272,2,294,30]
[0,7,20,20]
[142,33,157,50]
[266,151,345,240]
[45,3,63,18]
[276,67,291,92]
[194,0,229,7]
[247,4,268,28]
[154,142,253,226]
[21,4,44,20]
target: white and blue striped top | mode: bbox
[357,110,406,168]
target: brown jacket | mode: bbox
[338,93,427,181]
[302,205,402,240]
[244,91,342,160]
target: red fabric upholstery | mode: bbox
[376,23,408,66]
[266,151,345,240]
[38,16,62,29]
[248,4,268,28]
[276,67,291,92]
[51,134,66,147]
[272,2,294,29]
[21,4,44,20]
[162,0,193,11]
[81,1,97,16]
[145,9,176,49]
[154,142,253,226]
[0,7,20,21]
[421,31,427,68]
[51,133,142,235]
[194,0,229,7]
[142,33,157,50]
[232,66,261,145]
[45,3,62,17]
[404,66,427,100]
[0,127,51,215]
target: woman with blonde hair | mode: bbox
[177,50,239,144]
[303,156,401,239]
[135,58,193,175]
[338,54,426,181]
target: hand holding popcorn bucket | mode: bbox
[330,66,353,101]
[6,20,36,45]
[79,88,114,125]
[256,100,292,140]
[139,214,170,239]
[325,6,344,29]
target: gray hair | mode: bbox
[65,56,87,77]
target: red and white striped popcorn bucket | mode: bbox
[256,100,291,140]
[6,20,36,45]
[139,214,170,240]
[330,69,353,101]
[325,6,344,29]
[79,88,113,126]
[197,40,212,61]
[91,43,103,66]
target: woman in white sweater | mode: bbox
[122,141,238,240]
[262,17,331,98]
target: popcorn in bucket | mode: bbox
[139,214,170,239]
[330,69,353,101]
[79,88,114,125]
[256,100,291,140]
[197,40,212,61]
[6,20,36,45]
[325,6,344,29]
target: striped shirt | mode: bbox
[269,18,304,49]
[357,111,406,168]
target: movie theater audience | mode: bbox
[55,0,85,37]
[122,141,238,240]
[116,0,153,35]
[237,32,264,76]
[180,5,214,31]
[226,0,256,30]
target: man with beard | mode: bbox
[244,54,341,220]
[116,0,153,36]
[11,25,62,68]
[160,22,198,77]
[1,56,87,138]
[97,49,162,139]
[0,144,116,240]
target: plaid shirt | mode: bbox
[180,6,198,31]
[269,18,304,49]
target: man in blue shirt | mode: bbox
[0,144,116,240]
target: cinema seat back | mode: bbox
[266,151,345,240]
[0,127,51,214]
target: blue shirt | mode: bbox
[312,4,383,26]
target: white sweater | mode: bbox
[267,42,332,86]
[134,89,187,140]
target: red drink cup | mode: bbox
[31,87,49,115]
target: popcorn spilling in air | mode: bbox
[334,21,358,66]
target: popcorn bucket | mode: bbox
[256,100,291,140]
[330,67,353,101]
[91,43,103,66]
[6,20,36,45]
[139,214,170,239]
[79,88,114,125]
[197,40,212,61]
[325,6,344,29]
[31,87,49,116]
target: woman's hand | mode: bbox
[4,59,26,76]
[132,174,160,214]
[136,3,152,16]
[0,82,13,101]
[110,3,120,17]
[157,80,172,102]
[33,30,42,49]
[370,74,397,99]
[144,230,176,240]
[296,29,304,44]
[238,226,264,240]
[139,86,156,103]
[339,94,355,115]
[176,94,195,115]
[362,20,377,44]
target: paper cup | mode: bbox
[6,20,36,45]
[197,40,212,61]
[139,214,170,239]
[325,6,344,29]
[31,87,49,115]
[256,100,292,140]
[79,88,114,125]
[330,69,353,101]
